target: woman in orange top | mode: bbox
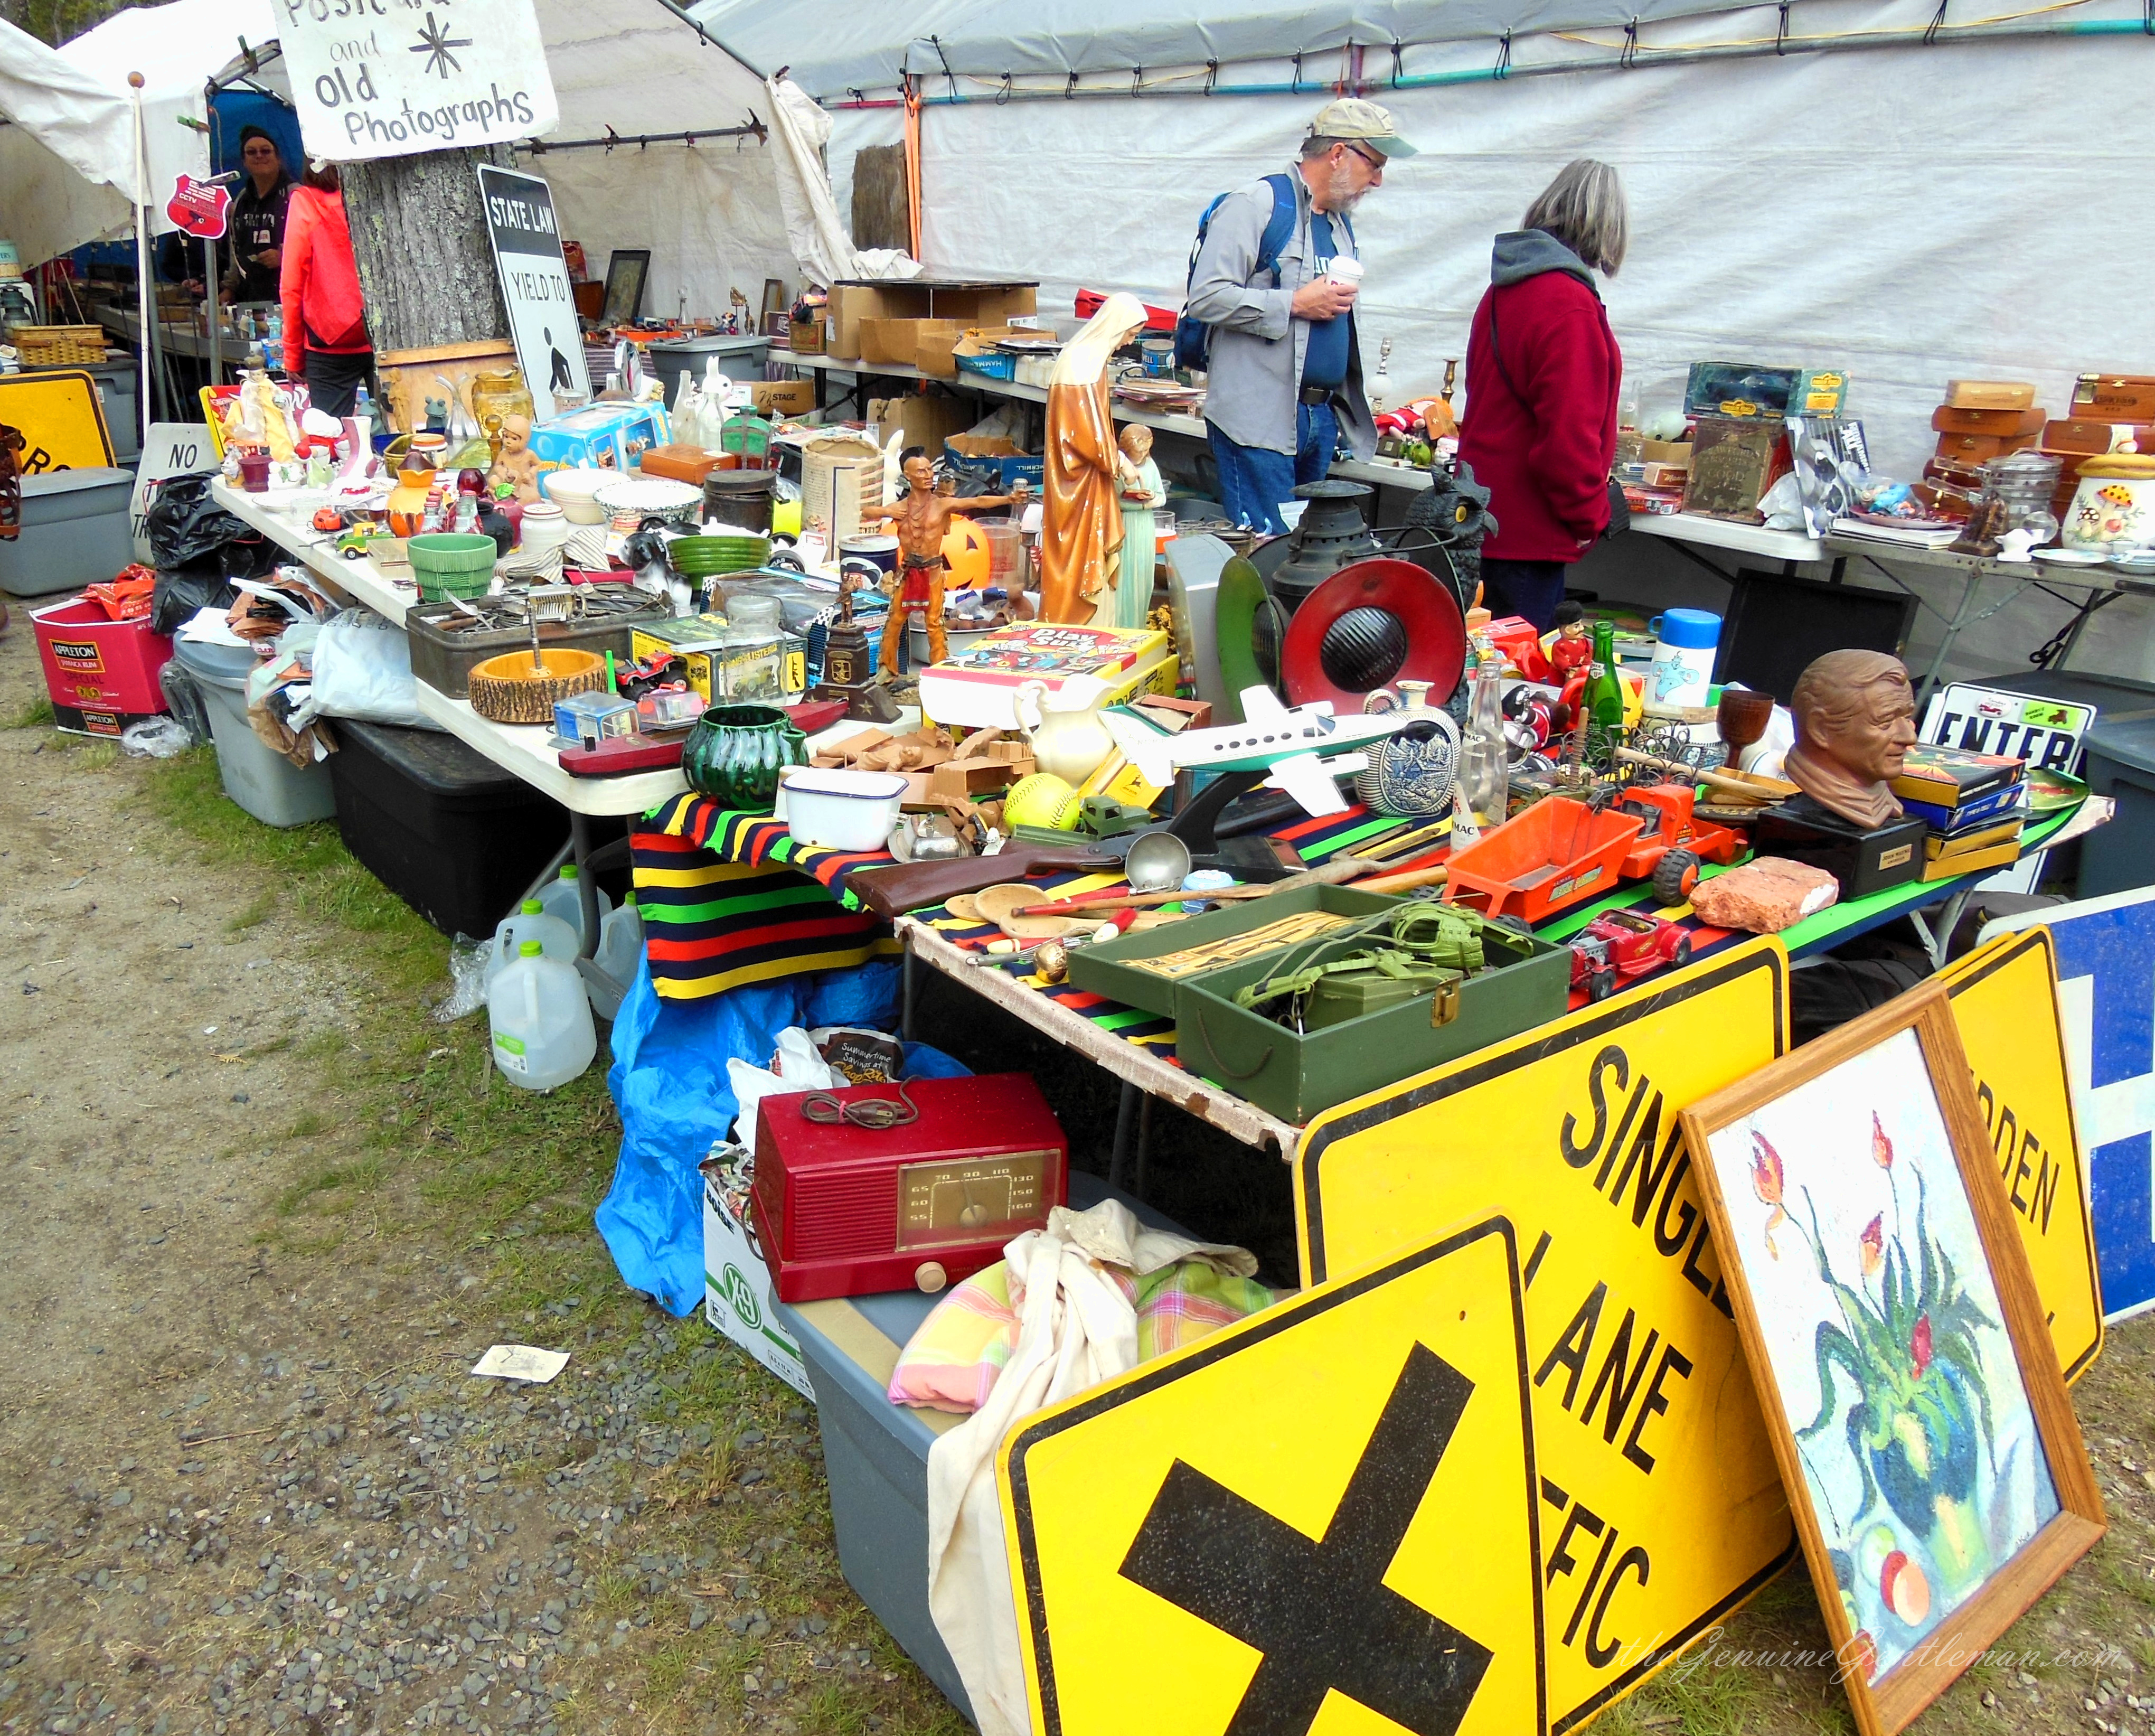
[279,162,373,417]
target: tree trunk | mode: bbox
[342,146,511,354]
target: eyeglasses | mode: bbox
[1342,143,1386,173]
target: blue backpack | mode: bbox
[1172,173,1300,372]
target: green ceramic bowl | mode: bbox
[407,533,498,602]
[667,535,770,578]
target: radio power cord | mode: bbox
[799,1077,921,1130]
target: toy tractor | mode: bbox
[1616,782,1746,904]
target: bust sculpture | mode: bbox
[1783,650,1918,829]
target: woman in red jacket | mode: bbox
[279,162,373,417]
[1457,160,1626,630]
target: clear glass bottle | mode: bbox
[1453,656,1510,843]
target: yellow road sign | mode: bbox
[1001,1217,1546,1736]
[1940,927,2104,1380]
[1295,940,1796,1733]
[0,370,116,472]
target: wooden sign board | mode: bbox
[1938,928,2103,1380]
[1295,940,1796,1732]
[1001,1218,1547,1736]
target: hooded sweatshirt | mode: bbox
[1457,229,1623,564]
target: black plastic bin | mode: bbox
[2082,714,2155,899]
[330,720,570,937]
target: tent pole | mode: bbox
[129,71,157,442]
[205,77,222,391]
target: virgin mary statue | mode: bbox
[1038,292,1147,625]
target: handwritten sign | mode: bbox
[277,0,559,163]
[476,165,589,421]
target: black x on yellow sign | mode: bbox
[999,1218,1547,1736]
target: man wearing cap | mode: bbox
[1184,97,1414,533]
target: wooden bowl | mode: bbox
[466,647,606,725]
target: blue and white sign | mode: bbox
[1983,886,2155,1320]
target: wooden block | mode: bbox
[930,755,1034,799]
[1944,379,2037,411]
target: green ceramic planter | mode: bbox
[681,704,808,812]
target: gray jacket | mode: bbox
[1185,166,1376,459]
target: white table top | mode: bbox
[1627,510,1824,563]
[785,351,1209,442]
[211,477,419,624]
[413,681,688,817]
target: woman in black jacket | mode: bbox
[223,127,293,306]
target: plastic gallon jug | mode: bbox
[488,941,597,1091]
[537,861,613,941]
[1643,608,1722,713]
[485,899,579,988]
[594,891,644,989]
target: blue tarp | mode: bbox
[597,955,968,1315]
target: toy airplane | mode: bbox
[1100,686,1409,819]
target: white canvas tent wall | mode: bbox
[0,0,275,267]
[516,0,794,324]
[689,0,2155,685]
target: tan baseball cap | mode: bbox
[1308,97,1418,158]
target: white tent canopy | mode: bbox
[0,0,276,265]
[691,0,2155,683]
[0,0,797,323]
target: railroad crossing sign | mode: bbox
[1000,1217,1547,1736]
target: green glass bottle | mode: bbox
[1584,618,1626,758]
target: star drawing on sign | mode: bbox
[409,11,473,79]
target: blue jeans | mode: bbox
[1208,400,1338,534]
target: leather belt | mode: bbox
[1299,385,1335,406]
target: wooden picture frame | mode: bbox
[1679,982,2103,1736]
[601,249,652,327]
[760,277,787,322]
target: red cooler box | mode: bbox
[32,597,174,736]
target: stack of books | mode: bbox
[1892,744,2027,880]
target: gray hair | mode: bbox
[1301,134,1347,161]
[1522,159,1629,277]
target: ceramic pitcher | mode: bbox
[1012,679,1115,785]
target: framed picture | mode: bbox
[1679,983,2103,1736]
[760,277,786,322]
[601,249,652,326]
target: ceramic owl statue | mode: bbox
[1403,456,1496,615]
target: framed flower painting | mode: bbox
[1680,982,2104,1736]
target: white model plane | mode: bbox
[1100,686,1411,819]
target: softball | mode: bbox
[1004,773,1082,831]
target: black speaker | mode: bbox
[1714,570,1917,703]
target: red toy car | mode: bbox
[1568,908,1693,1002]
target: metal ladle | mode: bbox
[1122,830,1192,896]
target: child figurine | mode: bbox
[1547,599,1593,680]
[1113,424,1165,633]
[487,414,543,505]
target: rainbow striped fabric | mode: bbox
[632,796,900,1000]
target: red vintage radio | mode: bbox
[749,1073,1069,1303]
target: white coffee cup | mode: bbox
[1325,256,1364,288]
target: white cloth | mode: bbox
[764,72,921,290]
[925,1198,1257,1736]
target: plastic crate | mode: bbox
[329,720,570,936]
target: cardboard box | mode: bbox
[749,378,816,418]
[869,394,976,456]
[530,401,670,473]
[921,324,1037,380]
[701,1146,813,1400]
[829,280,1039,361]
[1639,439,1693,468]
[859,317,931,366]
[944,433,1042,489]
[800,434,885,546]
[907,320,963,377]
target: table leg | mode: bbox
[1914,571,1985,710]
[1133,1096,1153,1200]
[570,811,600,958]
[1904,888,1974,971]
[1107,1080,1139,1193]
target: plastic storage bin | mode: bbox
[770,1172,1184,1723]
[170,635,338,828]
[2079,714,2155,897]
[0,468,136,598]
[331,719,570,937]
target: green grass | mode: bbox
[2,692,54,729]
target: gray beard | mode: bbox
[1326,164,1367,215]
